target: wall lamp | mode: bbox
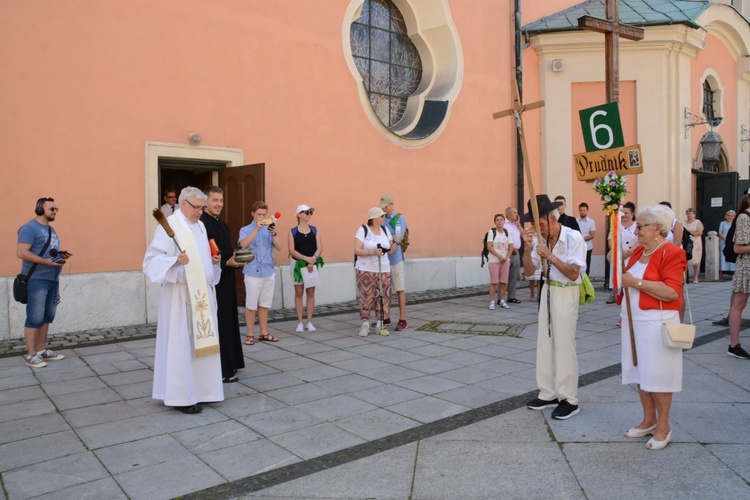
[684,107,722,139]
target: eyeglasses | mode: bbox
[48,207,59,212]
[635,223,653,230]
[185,199,207,212]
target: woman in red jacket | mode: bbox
[619,204,687,450]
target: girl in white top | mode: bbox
[354,207,396,336]
[486,213,514,309]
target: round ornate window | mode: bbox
[343,0,463,147]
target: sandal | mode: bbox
[259,333,279,342]
[244,335,255,345]
[222,376,239,383]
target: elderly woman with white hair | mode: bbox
[618,204,687,449]
[718,210,736,278]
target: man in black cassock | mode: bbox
[201,186,245,382]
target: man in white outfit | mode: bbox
[522,195,587,420]
[143,186,223,414]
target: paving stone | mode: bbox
[0,412,71,445]
[173,420,262,454]
[268,422,366,460]
[0,430,86,472]
[48,386,124,411]
[198,435,300,481]
[37,477,128,500]
[240,406,323,437]
[3,451,109,499]
[114,454,225,499]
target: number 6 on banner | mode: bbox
[579,102,625,153]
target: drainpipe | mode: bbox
[514,0,524,212]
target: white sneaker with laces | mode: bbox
[489,301,495,310]
[500,300,510,309]
[358,320,369,337]
[40,349,64,361]
[306,322,316,332]
[24,354,47,368]
[295,322,304,333]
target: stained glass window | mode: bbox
[350,0,423,129]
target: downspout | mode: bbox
[515,0,524,212]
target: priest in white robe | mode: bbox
[143,186,224,414]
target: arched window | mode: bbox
[344,0,463,146]
[703,80,716,120]
[350,0,422,129]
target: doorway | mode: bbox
[158,158,225,207]
[694,170,739,275]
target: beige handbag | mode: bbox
[661,282,695,350]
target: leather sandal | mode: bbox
[259,333,279,342]
[244,335,255,345]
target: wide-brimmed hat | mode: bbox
[521,194,563,223]
[367,207,386,220]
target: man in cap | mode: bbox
[522,195,587,420]
[380,194,408,331]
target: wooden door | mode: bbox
[219,163,265,304]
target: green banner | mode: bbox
[579,102,625,152]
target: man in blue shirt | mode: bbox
[238,201,280,344]
[380,195,408,331]
[16,197,70,368]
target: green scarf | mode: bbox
[293,256,325,283]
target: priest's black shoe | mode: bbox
[177,404,202,414]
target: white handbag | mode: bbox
[661,282,695,350]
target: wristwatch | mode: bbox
[637,280,643,289]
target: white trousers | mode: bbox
[536,282,580,405]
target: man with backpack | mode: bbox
[380,195,408,331]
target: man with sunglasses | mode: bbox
[17,197,70,368]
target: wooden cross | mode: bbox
[578,0,644,103]
[493,80,545,246]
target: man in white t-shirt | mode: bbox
[576,203,596,276]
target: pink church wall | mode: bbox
[570,81,638,256]
[0,0,518,276]
[691,33,738,170]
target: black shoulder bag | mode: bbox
[14,229,53,304]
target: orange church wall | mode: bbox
[690,33,737,170]
[570,81,638,256]
[0,0,517,277]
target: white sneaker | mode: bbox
[24,354,47,368]
[489,301,495,310]
[306,322,316,332]
[40,349,64,361]
[295,322,304,333]
[500,300,510,309]
[358,320,369,337]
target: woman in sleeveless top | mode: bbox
[288,204,322,333]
